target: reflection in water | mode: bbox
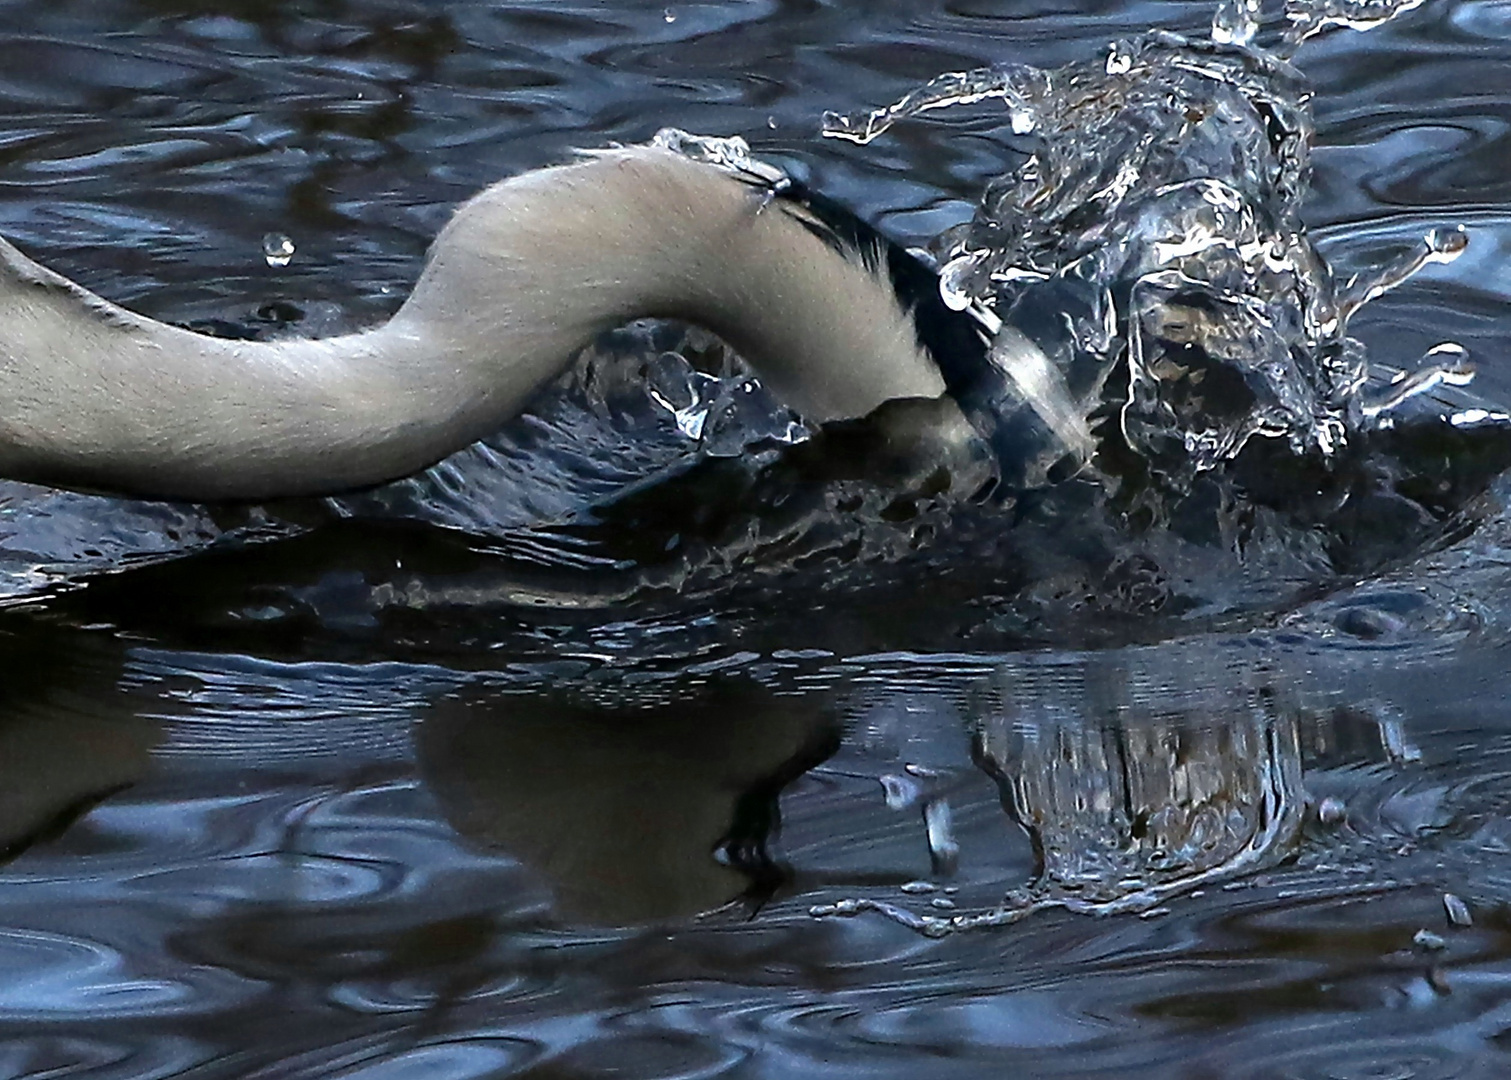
[978,688,1305,913]
[3,630,1510,1076]
[0,630,157,860]
[0,635,1428,938]
[418,680,840,925]
[816,652,1433,936]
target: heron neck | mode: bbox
[0,147,945,501]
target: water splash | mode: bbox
[1285,0,1429,48]
[1212,0,1263,46]
[640,342,809,456]
[261,233,294,268]
[1362,342,1475,423]
[649,127,787,190]
[821,66,1047,146]
[821,0,1471,495]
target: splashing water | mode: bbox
[819,0,1471,495]
[1284,0,1430,44]
[642,348,808,456]
[3,0,1478,615]
[319,0,1496,626]
[794,0,1498,929]
[1213,0,1430,48]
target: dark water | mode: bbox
[4,0,1511,1077]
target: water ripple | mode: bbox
[0,0,1509,1077]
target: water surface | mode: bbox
[3,0,1511,1077]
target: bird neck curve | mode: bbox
[0,146,948,501]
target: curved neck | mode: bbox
[0,147,945,501]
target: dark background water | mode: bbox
[3,0,1511,1077]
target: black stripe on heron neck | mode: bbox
[770,176,1075,493]
[771,177,992,398]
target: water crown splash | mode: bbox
[801,0,1487,931]
[823,0,1471,496]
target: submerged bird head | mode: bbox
[0,134,1087,502]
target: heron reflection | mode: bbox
[416,679,840,925]
[0,638,1429,933]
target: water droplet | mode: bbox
[1212,0,1262,45]
[1361,342,1475,422]
[923,798,959,875]
[938,252,982,311]
[1450,407,1511,428]
[261,233,295,267]
[821,64,1047,145]
[1317,796,1347,826]
[1337,226,1470,327]
[880,773,920,811]
[1444,893,1473,927]
[1413,928,1447,951]
[1425,340,1470,364]
[1425,223,1469,262]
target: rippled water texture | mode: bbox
[4,0,1511,1077]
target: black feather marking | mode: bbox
[770,177,993,399]
[764,178,1057,491]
